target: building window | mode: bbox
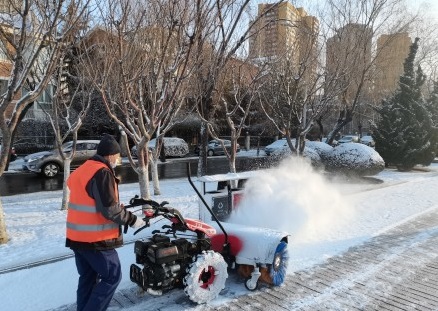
[23,85,54,111]
[35,85,53,111]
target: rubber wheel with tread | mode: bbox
[207,150,214,156]
[244,277,259,291]
[41,162,60,178]
[183,250,228,304]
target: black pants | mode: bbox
[73,249,122,311]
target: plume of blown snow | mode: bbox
[228,157,354,243]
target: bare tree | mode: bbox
[258,0,425,153]
[46,45,93,211]
[257,3,325,155]
[83,0,198,198]
[321,0,421,143]
[0,0,92,244]
[410,9,438,93]
[191,0,283,176]
[198,57,265,173]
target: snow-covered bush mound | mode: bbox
[322,143,385,176]
[270,141,384,176]
[272,144,322,168]
[305,141,334,158]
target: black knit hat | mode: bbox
[97,134,121,156]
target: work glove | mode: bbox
[131,216,146,229]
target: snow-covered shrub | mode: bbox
[271,141,384,176]
[322,143,385,176]
[271,143,322,169]
[305,141,333,160]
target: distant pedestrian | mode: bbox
[65,134,145,311]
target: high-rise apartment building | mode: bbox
[325,23,373,134]
[374,32,411,101]
[248,2,319,75]
[326,23,373,103]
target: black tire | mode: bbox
[41,162,60,178]
[207,149,214,157]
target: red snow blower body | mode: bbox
[128,166,289,304]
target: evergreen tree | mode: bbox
[425,81,438,153]
[373,38,437,170]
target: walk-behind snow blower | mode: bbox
[127,165,289,304]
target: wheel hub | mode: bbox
[199,266,215,289]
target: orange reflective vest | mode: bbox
[66,160,119,242]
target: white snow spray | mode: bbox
[228,156,354,246]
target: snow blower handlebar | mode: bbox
[123,196,181,234]
[124,196,162,209]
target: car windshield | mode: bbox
[61,142,73,152]
[60,141,94,152]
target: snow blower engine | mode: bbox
[126,196,228,304]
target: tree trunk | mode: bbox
[150,156,161,195]
[229,154,237,174]
[5,102,34,172]
[197,121,208,177]
[0,130,11,243]
[298,133,306,155]
[60,158,72,210]
[0,197,8,244]
[245,133,250,151]
[316,117,324,141]
[0,130,12,176]
[327,108,353,144]
[138,148,151,200]
[229,153,238,189]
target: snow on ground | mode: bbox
[1,155,438,310]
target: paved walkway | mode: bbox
[53,208,438,311]
[207,209,438,311]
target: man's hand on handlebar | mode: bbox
[131,216,147,229]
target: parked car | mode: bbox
[338,135,359,144]
[360,135,375,147]
[22,140,100,178]
[207,139,240,156]
[131,137,189,158]
[194,139,241,156]
[0,144,17,162]
[264,138,288,156]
